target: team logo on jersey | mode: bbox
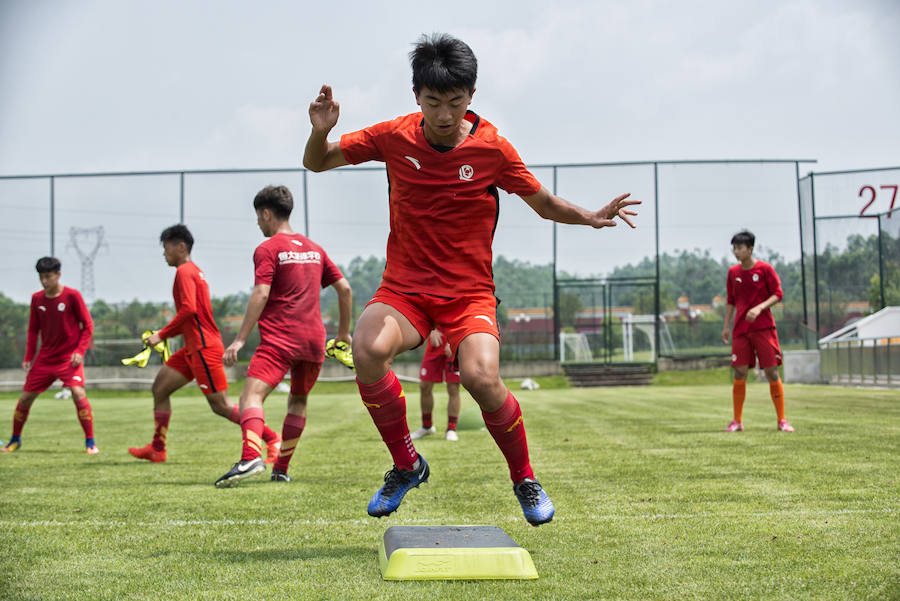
[752,273,759,282]
[38,306,46,311]
[404,156,421,170]
[291,239,304,248]
[278,249,321,265]
[474,314,494,326]
[57,302,66,311]
[459,164,474,181]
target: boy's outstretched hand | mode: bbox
[309,84,340,132]
[590,193,641,229]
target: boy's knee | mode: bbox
[351,338,392,368]
[460,370,500,398]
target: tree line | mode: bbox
[0,231,895,368]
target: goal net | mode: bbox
[559,332,593,363]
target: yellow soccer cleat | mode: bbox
[325,339,354,370]
[1,440,21,453]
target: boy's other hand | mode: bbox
[309,84,340,132]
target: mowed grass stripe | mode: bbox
[0,383,897,601]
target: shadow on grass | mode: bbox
[205,545,371,562]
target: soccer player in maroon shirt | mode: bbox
[411,328,461,442]
[2,257,98,454]
[722,231,794,433]
[303,33,640,525]
[215,185,352,487]
[128,224,281,463]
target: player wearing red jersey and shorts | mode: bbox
[215,185,352,487]
[2,257,98,455]
[303,34,640,525]
[128,225,281,464]
[722,230,794,433]
[412,329,462,441]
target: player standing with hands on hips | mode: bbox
[303,33,640,525]
[722,230,794,433]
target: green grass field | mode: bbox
[0,379,897,600]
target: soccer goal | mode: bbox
[559,332,593,363]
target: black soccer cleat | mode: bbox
[270,470,292,482]
[214,457,265,488]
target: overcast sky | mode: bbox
[1,0,898,302]
[2,0,898,174]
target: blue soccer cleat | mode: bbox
[367,454,429,517]
[1,436,21,453]
[513,478,555,526]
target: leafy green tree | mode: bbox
[558,293,583,328]
[869,263,900,309]
[0,293,29,368]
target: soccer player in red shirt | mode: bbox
[127,224,281,463]
[412,329,462,442]
[303,34,640,525]
[215,185,352,487]
[2,257,98,454]
[722,231,794,433]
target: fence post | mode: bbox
[653,163,660,362]
[796,162,810,349]
[49,176,55,256]
[810,173,820,338]
[877,214,885,310]
[552,166,559,362]
[302,169,309,237]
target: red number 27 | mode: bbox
[859,185,898,218]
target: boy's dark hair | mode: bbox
[731,230,755,248]
[35,256,61,273]
[160,224,194,252]
[254,185,293,219]
[410,33,477,94]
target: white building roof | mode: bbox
[818,306,900,344]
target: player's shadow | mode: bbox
[208,546,369,562]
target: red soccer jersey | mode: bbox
[253,232,343,362]
[25,287,93,364]
[157,261,223,352]
[726,260,783,337]
[340,111,541,297]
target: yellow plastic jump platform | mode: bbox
[379,525,538,580]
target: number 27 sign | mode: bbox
[859,185,898,217]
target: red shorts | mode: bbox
[732,328,782,369]
[420,352,461,383]
[247,344,322,396]
[23,357,86,393]
[166,346,229,394]
[368,286,500,357]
